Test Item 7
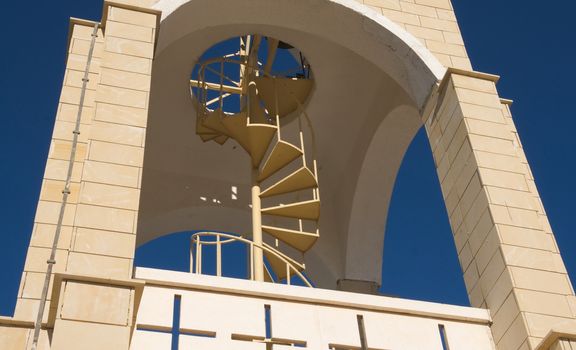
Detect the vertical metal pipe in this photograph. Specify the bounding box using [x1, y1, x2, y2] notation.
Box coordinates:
[251, 168, 264, 282]
[297, 114, 307, 167]
[249, 243, 254, 280]
[274, 80, 282, 142]
[196, 237, 202, 274]
[216, 235, 222, 277]
[313, 159, 320, 201]
[219, 61, 224, 111]
[357, 315, 368, 350]
[274, 78, 280, 127]
[190, 236, 194, 273]
[198, 241, 203, 274]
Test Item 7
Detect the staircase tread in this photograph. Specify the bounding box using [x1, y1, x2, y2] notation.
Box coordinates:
[248, 82, 269, 124]
[213, 135, 229, 145]
[198, 133, 219, 142]
[202, 110, 231, 136]
[263, 242, 304, 269]
[262, 225, 318, 236]
[262, 225, 318, 252]
[254, 77, 313, 117]
[261, 199, 320, 220]
[260, 167, 317, 198]
[259, 141, 303, 181]
[248, 124, 277, 167]
[220, 113, 251, 151]
[262, 243, 304, 280]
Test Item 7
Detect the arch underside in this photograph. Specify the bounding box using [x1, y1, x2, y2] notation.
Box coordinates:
[137, 0, 444, 290]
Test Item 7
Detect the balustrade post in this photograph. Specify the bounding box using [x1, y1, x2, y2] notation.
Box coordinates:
[216, 234, 222, 277]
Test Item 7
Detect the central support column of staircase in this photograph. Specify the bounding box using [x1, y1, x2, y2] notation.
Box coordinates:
[251, 167, 265, 282]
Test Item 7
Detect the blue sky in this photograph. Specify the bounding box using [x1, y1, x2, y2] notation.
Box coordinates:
[1, 1, 575, 315]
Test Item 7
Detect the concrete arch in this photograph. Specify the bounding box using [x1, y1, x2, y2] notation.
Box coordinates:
[137, 0, 446, 290]
[151, 0, 444, 108]
[343, 104, 423, 284]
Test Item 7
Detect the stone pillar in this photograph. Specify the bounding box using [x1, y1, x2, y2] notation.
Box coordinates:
[49, 4, 159, 349]
[14, 20, 104, 323]
[425, 69, 576, 350]
[12, 3, 159, 349]
[64, 3, 158, 279]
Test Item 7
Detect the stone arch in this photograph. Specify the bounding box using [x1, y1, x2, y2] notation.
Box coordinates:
[151, 0, 444, 107]
[343, 104, 423, 285]
[137, 0, 446, 290]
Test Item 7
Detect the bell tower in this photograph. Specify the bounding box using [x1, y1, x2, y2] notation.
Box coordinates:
[1, 0, 575, 349]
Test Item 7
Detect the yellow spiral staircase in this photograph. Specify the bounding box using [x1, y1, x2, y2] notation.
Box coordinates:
[191, 35, 319, 284]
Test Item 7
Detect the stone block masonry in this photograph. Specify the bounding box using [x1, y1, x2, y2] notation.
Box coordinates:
[424, 69, 576, 350]
[356, 0, 472, 69]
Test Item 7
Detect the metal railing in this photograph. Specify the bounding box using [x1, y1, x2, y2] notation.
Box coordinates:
[190, 231, 313, 287]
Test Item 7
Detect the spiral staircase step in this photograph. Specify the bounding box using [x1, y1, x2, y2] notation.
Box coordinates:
[263, 242, 304, 281]
[202, 109, 231, 136]
[258, 141, 303, 181]
[262, 225, 318, 252]
[248, 124, 277, 167]
[248, 81, 270, 125]
[264, 265, 274, 283]
[213, 135, 229, 145]
[260, 167, 317, 198]
[220, 113, 251, 151]
[198, 133, 219, 142]
[261, 199, 320, 220]
[196, 110, 220, 135]
[254, 77, 314, 117]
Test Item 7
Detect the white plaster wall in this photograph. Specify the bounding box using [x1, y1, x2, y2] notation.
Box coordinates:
[131, 268, 495, 349]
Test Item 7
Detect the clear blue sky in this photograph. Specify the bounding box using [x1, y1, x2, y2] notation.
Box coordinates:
[1, 1, 575, 315]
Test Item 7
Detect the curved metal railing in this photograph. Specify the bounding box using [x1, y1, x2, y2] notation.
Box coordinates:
[190, 231, 313, 287]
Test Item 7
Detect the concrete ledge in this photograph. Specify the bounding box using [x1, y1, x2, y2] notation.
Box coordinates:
[102, 1, 162, 30]
[134, 267, 492, 325]
[0, 316, 35, 329]
[444, 68, 501, 83]
[103, 0, 162, 17]
[437, 68, 501, 98]
[536, 321, 576, 350]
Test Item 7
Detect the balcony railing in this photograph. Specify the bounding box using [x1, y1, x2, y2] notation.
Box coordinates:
[190, 231, 313, 287]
